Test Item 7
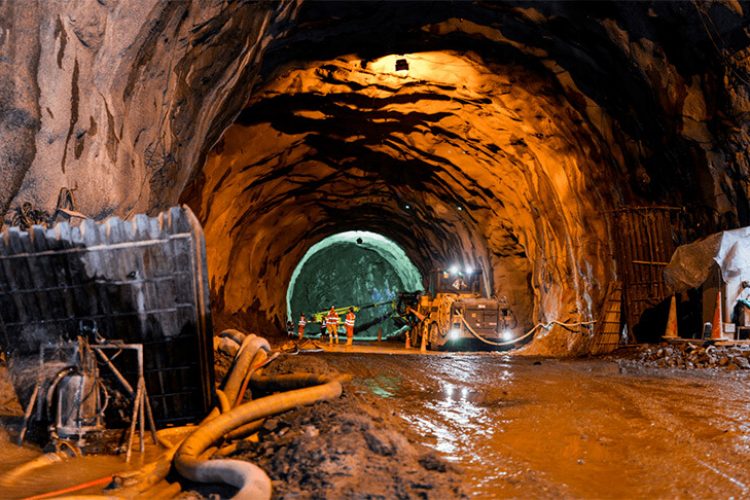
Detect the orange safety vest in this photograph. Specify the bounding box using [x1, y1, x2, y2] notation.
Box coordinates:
[326, 311, 339, 325]
[345, 312, 356, 327]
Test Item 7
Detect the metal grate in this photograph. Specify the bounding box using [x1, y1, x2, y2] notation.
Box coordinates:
[605, 207, 682, 341]
[0, 206, 214, 426]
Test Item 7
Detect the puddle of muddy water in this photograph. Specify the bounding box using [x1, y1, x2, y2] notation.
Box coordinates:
[323, 353, 750, 499]
[0, 429, 174, 499]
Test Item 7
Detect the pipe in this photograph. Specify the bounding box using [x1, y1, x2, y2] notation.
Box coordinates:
[219, 329, 247, 347]
[234, 350, 269, 407]
[110, 334, 269, 498]
[107, 336, 270, 498]
[216, 389, 231, 414]
[0, 453, 64, 487]
[223, 419, 264, 441]
[220, 334, 270, 411]
[174, 378, 343, 499]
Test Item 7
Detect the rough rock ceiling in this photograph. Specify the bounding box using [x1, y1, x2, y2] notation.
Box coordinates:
[3, 1, 750, 350]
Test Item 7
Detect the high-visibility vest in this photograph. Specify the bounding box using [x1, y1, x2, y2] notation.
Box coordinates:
[345, 312, 356, 327]
[326, 312, 339, 325]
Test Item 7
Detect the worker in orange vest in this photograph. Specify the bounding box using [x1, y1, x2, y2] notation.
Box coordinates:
[344, 307, 356, 346]
[326, 306, 340, 345]
[297, 313, 307, 340]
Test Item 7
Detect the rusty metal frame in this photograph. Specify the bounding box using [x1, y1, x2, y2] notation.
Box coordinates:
[604, 207, 683, 341]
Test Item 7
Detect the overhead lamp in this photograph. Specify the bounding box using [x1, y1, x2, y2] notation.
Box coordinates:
[457, 205, 463, 211]
[465, 266, 473, 274]
[395, 58, 409, 71]
[404, 203, 411, 210]
[449, 265, 459, 275]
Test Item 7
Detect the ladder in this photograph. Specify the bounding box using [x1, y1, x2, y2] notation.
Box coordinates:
[591, 281, 623, 354]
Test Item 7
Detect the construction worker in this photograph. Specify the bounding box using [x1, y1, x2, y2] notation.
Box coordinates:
[297, 313, 307, 340]
[326, 306, 340, 344]
[345, 307, 356, 346]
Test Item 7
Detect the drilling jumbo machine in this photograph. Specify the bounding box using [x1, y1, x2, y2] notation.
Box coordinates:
[397, 267, 517, 350]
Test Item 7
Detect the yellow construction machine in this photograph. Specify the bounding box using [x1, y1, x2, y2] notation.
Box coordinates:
[398, 268, 517, 350]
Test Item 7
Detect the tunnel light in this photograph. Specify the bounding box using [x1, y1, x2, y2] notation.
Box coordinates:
[449, 265, 459, 275]
[502, 330, 513, 341]
[404, 204, 411, 210]
[449, 328, 460, 339]
[456, 205, 463, 211]
[465, 266, 473, 274]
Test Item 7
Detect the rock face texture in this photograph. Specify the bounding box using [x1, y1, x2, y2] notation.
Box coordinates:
[0, 0, 299, 219]
[3, 1, 750, 352]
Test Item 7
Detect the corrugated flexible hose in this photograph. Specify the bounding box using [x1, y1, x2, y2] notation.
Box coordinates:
[174, 375, 344, 499]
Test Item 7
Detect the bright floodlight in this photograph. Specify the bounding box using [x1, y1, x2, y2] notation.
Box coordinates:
[449, 265, 459, 274]
[502, 330, 513, 340]
[449, 328, 460, 339]
[465, 265, 473, 274]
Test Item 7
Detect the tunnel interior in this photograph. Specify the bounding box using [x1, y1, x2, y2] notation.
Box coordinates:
[287, 231, 423, 338]
[3, 1, 749, 354]
[181, 1, 749, 351]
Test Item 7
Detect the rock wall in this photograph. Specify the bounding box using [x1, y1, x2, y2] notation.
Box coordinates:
[3, 1, 750, 352]
[0, 0, 299, 219]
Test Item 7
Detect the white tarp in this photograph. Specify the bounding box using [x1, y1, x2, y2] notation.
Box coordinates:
[664, 226, 750, 292]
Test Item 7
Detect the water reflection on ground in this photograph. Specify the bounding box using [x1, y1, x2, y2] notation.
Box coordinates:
[326, 353, 750, 498]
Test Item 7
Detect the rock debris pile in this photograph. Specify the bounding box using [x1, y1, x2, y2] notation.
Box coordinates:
[614, 342, 750, 371]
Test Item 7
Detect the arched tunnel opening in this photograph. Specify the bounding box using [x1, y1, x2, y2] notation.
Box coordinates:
[181, 43, 610, 351]
[4, 2, 750, 498]
[287, 231, 423, 339]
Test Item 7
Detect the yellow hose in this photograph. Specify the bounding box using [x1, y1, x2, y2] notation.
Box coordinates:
[174, 377, 343, 499]
[216, 389, 231, 414]
[0, 453, 64, 487]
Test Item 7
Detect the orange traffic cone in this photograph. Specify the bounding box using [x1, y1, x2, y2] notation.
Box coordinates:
[663, 295, 678, 339]
[711, 290, 724, 340]
[420, 325, 428, 353]
[405, 331, 411, 349]
[377, 327, 383, 342]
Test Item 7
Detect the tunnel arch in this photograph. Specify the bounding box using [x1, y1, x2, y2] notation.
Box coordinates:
[186, 44, 612, 347]
[171, 2, 750, 352]
[286, 231, 424, 336]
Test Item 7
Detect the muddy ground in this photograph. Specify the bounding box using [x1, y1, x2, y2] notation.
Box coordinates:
[202, 353, 466, 499]
[2, 342, 750, 499]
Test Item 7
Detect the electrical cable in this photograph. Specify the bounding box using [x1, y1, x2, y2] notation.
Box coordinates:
[456, 312, 596, 347]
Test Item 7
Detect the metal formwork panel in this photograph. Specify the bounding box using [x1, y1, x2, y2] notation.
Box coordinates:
[606, 207, 681, 341]
[0, 206, 214, 426]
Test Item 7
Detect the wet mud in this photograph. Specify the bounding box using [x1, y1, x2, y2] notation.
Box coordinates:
[217, 354, 466, 499]
[320, 353, 750, 498]
[2, 352, 750, 499]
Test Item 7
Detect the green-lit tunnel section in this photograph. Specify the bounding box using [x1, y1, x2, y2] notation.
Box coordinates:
[287, 231, 423, 339]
